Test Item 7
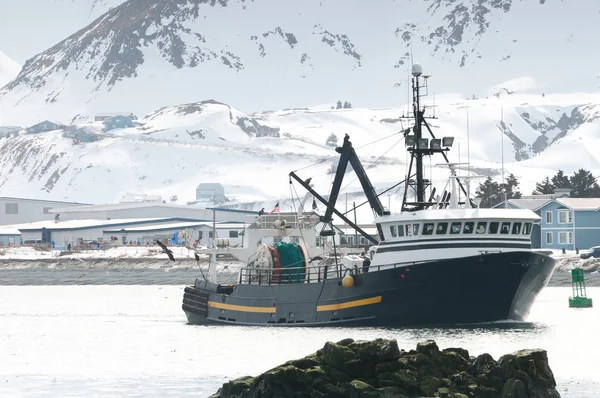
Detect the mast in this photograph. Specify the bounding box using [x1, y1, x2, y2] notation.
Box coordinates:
[412, 66, 426, 206]
[400, 64, 473, 211]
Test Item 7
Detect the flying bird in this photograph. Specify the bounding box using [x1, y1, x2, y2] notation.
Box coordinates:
[157, 240, 175, 261]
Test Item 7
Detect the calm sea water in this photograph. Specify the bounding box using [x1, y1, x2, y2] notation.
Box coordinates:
[0, 286, 598, 398]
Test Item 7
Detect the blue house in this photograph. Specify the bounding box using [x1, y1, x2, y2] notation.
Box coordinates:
[26, 120, 60, 134]
[104, 115, 134, 131]
[496, 193, 600, 250]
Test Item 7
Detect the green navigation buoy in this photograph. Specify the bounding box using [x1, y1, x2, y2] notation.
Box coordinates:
[569, 268, 593, 308]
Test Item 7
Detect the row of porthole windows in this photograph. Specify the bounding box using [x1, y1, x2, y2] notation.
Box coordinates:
[389, 221, 533, 238]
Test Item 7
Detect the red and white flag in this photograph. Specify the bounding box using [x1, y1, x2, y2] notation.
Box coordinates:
[269, 202, 280, 214]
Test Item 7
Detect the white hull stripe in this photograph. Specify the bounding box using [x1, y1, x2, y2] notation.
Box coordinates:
[378, 237, 530, 246]
[376, 242, 531, 253]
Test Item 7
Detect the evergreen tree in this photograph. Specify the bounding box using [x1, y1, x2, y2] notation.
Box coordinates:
[532, 176, 554, 195]
[569, 169, 600, 198]
[551, 170, 570, 189]
[336, 100, 342, 109]
[502, 173, 522, 200]
[326, 133, 338, 147]
[476, 177, 503, 208]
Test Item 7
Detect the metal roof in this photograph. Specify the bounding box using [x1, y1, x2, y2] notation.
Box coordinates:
[50, 202, 207, 213]
[10, 217, 207, 232]
[0, 227, 21, 235]
[555, 198, 600, 210]
[505, 198, 551, 211]
[103, 221, 212, 233]
[0, 197, 89, 205]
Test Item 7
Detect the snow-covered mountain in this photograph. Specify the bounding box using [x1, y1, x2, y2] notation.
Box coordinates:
[0, 51, 20, 88]
[0, 0, 126, 64]
[1, 0, 600, 221]
[2, 0, 600, 125]
[2, 92, 600, 223]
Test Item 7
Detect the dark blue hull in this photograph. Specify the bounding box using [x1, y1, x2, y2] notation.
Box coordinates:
[182, 251, 556, 327]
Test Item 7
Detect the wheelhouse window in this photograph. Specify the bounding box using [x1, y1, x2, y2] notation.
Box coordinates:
[463, 222, 474, 234]
[488, 222, 499, 234]
[500, 222, 511, 234]
[397, 225, 404, 237]
[523, 223, 532, 235]
[511, 222, 521, 235]
[423, 223, 435, 235]
[229, 230, 239, 238]
[559, 232, 573, 244]
[412, 224, 420, 236]
[476, 222, 487, 234]
[558, 210, 573, 224]
[450, 222, 462, 234]
[390, 225, 397, 237]
[546, 232, 553, 244]
[406, 224, 414, 236]
[436, 222, 448, 234]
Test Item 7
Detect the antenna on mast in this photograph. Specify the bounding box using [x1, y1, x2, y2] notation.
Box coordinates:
[466, 107, 471, 200]
[500, 107, 507, 207]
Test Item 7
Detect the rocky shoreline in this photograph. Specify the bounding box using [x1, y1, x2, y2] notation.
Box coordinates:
[211, 339, 560, 398]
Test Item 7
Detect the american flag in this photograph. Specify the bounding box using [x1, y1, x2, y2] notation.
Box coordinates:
[269, 202, 280, 215]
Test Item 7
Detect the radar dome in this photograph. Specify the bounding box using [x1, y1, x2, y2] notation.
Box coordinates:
[411, 64, 423, 77]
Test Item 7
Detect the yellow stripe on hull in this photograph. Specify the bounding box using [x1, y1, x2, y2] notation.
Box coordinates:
[316, 296, 382, 312]
[208, 301, 276, 313]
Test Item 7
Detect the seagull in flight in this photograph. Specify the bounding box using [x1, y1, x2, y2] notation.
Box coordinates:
[157, 240, 175, 262]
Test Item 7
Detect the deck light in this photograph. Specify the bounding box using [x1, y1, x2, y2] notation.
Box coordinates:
[430, 138, 441, 150]
[442, 137, 454, 147]
[418, 138, 429, 149]
[405, 135, 416, 147]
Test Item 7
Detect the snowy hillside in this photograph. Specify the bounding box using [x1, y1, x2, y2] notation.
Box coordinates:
[2, 93, 600, 223]
[0, 51, 20, 88]
[1, 0, 600, 125]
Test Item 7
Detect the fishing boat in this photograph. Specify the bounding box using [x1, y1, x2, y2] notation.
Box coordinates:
[180, 64, 557, 327]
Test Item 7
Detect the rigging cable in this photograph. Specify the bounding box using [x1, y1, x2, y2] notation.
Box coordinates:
[291, 130, 405, 173]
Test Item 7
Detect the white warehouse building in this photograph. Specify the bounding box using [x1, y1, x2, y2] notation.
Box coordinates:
[14, 218, 200, 249]
[0, 197, 88, 226]
[50, 203, 255, 223]
[103, 222, 248, 247]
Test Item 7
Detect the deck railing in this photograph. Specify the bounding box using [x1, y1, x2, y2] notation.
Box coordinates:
[238, 261, 407, 285]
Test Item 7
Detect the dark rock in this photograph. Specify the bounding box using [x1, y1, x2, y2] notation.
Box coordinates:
[287, 355, 320, 370]
[436, 350, 470, 375]
[336, 338, 355, 346]
[500, 378, 528, 398]
[322, 341, 355, 369]
[343, 358, 376, 378]
[498, 349, 558, 396]
[348, 338, 402, 362]
[449, 371, 476, 387]
[211, 339, 562, 398]
[219, 375, 254, 397]
[416, 339, 440, 357]
[379, 386, 409, 397]
[375, 359, 406, 374]
[467, 383, 498, 398]
[419, 375, 441, 396]
[469, 353, 498, 376]
[443, 347, 470, 361]
[317, 383, 347, 397]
